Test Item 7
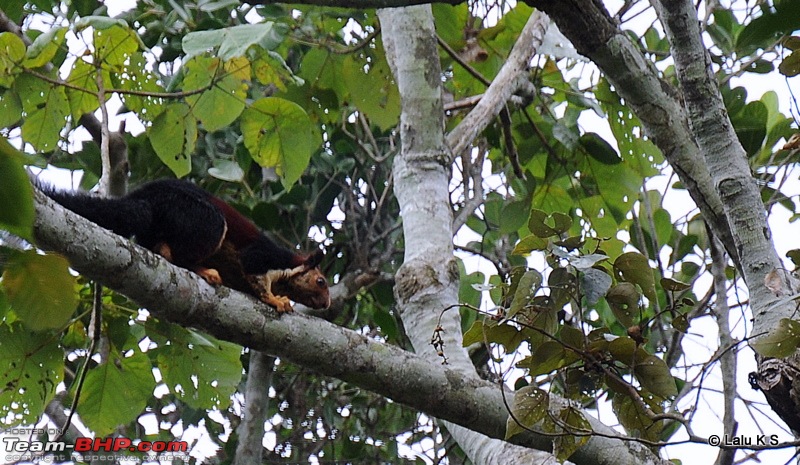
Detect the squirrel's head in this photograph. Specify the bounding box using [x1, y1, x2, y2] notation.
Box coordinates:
[274, 249, 330, 309]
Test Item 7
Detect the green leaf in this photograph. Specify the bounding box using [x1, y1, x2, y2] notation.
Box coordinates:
[660, 277, 690, 292]
[581, 267, 612, 305]
[157, 334, 242, 409]
[458, 262, 486, 309]
[606, 283, 639, 327]
[508, 269, 542, 319]
[241, 97, 320, 188]
[0, 88, 22, 128]
[751, 318, 800, 358]
[15, 73, 69, 151]
[528, 209, 558, 238]
[0, 324, 64, 427]
[23, 27, 66, 69]
[0, 32, 25, 87]
[74, 16, 128, 31]
[149, 102, 196, 177]
[580, 132, 621, 164]
[462, 320, 524, 352]
[184, 56, 248, 132]
[549, 267, 577, 308]
[731, 100, 767, 156]
[517, 340, 579, 376]
[0, 138, 34, 239]
[787, 249, 800, 268]
[569, 253, 608, 271]
[432, 4, 469, 50]
[613, 393, 661, 442]
[114, 52, 164, 122]
[499, 200, 529, 234]
[614, 252, 656, 301]
[342, 51, 401, 131]
[512, 234, 548, 255]
[66, 58, 102, 119]
[78, 349, 154, 435]
[299, 48, 346, 99]
[553, 406, 591, 461]
[252, 50, 297, 91]
[94, 24, 140, 69]
[182, 23, 286, 60]
[208, 159, 244, 182]
[505, 386, 548, 440]
[607, 336, 637, 365]
[672, 314, 689, 333]
[2, 252, 76, 331]
[737, 2, 800, 52]
[779, 50, 800, 77]
[634, 355, 678, 397]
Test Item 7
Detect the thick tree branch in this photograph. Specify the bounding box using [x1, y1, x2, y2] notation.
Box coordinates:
[652, 0, 784, 324]
[33, 185, 667, 465]
[653, 0, 798, 436]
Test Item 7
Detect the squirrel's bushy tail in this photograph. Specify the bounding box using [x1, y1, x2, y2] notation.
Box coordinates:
[41, 186, 152, 239]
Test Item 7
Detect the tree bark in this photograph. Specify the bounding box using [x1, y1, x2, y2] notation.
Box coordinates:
[379, 6, 558, 464]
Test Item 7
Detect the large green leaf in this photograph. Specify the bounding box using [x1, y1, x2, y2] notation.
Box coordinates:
[462, 320, 525, 353]
[614, 252, 657, 302]
[731, 100, 768, 156]
[182, 23, 286, 60]
[0, 138, 33, 239]
[23, 27, 67, 69]
[508, 269, 542, 319]
[0, 32, 25, 87]
[94, 24, 140, 69]
[157, 333, 242, 410]
[184, 56, 248, 132]
[298, 48, 347, 99]
[606, 282, 639, 327]
[66, 58, 103, 119]
[0, 88, 22, 128]
[241, 97, 320, 188]
[737, 2, 800, 52]
[2, 251, 76, 331]
[0, 323, 64, 427]
[634, 355, 678, 397]
[580, 132, 621, 165]
[751, 318, 800, 358]
[15, 73, 69, 151]
[342, 52, 401, 130]
[505, 386, 548, 440]
[553, 406, 591, 461]
[149, 102, 196, 177]
[113, 52, 164, 122]
[78, 348, 154, 436]
[779, 49, 800, 77]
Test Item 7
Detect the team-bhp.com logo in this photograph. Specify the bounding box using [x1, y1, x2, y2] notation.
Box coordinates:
[3, 434, 189, 462]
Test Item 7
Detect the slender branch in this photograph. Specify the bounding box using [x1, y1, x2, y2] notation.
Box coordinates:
[710, 234, 737, 465]
[446, 11, 549, 160]
[25, 68, 213, 99]
[437, 34, 491, 86]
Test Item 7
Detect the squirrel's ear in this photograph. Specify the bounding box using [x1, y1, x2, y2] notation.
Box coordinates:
[304, 249, 324, 268]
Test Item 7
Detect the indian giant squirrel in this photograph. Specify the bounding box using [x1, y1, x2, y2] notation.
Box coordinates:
[42, 179, 330, 312]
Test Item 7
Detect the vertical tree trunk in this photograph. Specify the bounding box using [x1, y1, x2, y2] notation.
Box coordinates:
[379, 6, 633, 464]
